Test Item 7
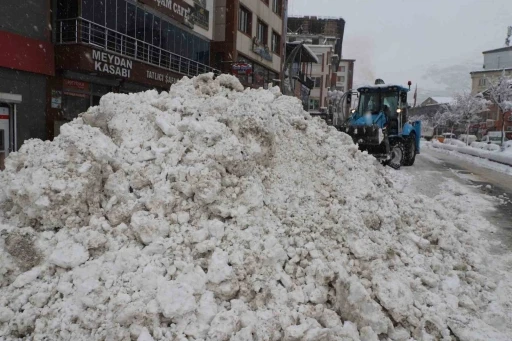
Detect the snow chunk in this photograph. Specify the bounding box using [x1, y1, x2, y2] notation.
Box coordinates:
[156, 281, 196, 319]
[49, 242, 89, 269]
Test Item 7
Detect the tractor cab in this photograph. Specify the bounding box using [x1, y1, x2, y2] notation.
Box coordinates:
[354, 84, 409, 136]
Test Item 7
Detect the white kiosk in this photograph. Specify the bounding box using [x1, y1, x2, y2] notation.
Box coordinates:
[0, 93, 22, 170]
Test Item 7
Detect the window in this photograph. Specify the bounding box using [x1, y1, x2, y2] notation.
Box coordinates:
[339, 66, 346, 72]
[257, 20, 268, 45]
[272, 0, 282, 15]
[313, 76, 322, 88]
[337, 76, 345, 83]
[238, 6, 251, 34]
[271, 31, 280, 54]
[479, 78, 487, 86]
[309, 98, 320, 110]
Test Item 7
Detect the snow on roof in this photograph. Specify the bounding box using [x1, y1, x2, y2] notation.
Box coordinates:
[301, 44, 320, 63]
[287, 41, 319, 63]
[430, 97, 454, 104]
[358, 83, 410, 91]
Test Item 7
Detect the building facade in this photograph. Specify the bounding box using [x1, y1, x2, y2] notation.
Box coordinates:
[0, 0, 218, 166]
[212, 0, 285, 89]
[283, 42, 317, 111]
[0, 0, 55, 169]
[470, 45, 512, 138]
[52, 0, 217, 138]
[307, 45, 334, 113]
[287, 16, 345, 60]
[334, 59, 355, 93]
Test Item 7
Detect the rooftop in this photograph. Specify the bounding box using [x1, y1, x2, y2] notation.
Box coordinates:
[428, 97, 454, 104]
[482, 46, 512, 54]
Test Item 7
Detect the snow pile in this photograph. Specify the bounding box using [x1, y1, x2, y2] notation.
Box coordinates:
[0, 73, 511, 341]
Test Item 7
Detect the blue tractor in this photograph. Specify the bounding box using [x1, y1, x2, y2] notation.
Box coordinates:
[337, 79, 421, 169]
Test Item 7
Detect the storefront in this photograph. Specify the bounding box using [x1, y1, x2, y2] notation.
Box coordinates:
[233, 55, 279, 89]
[49, 44, 185, 138]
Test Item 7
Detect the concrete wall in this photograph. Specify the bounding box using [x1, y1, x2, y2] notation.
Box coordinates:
[0, 68, 48, 149]
[484, 49, 512, 70]
[0, 0, 51, 41]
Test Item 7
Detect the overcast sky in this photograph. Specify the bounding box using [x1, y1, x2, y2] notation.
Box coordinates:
[290, 0, 511, 101]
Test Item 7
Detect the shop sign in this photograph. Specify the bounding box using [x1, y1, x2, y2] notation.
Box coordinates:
[232, 63, 252, 75]
[92, 50, 133, 78]
[146, 70, 180, 85]
[191, 4, 209, 30]
[51, 90, 62, 109]
[63, 91, 89, 99]
[252, 37, 272, 62]
[0, 107, 8, 120]
[63, 79, 89, 91]
[140, 0, 195, 28]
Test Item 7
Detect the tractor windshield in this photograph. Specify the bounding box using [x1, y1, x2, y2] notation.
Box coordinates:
[358, 91, 399, 117]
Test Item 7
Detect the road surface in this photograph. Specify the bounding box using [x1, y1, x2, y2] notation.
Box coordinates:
[400, 145, 512, 253]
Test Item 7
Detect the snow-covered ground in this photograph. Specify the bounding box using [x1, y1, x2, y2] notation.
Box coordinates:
[430, 140, 512, 170]
[427, 142, 512, 176]
[1, 74, 512, 341]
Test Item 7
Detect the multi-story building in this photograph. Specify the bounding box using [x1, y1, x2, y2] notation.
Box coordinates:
[0, 0, 55, 169]
[0, 0, 218, 166]
[334, 59, 355, 92]
[287, 16, 345, 61]
[470, 46, 512, 95]
[307, 44, 334, 113]
[470, 45, 512, 137]
[52, 0, 217, 138]
[212, 0, 286, 89]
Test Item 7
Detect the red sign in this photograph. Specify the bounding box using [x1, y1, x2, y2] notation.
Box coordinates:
[232, 63, 252, 75]
[63, 79, 89, 91]
[0, 115, 8, 120]
[0, 31, 54, 76]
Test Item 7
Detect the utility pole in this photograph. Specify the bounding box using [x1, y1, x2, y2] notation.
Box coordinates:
[506, 26, 512, 47]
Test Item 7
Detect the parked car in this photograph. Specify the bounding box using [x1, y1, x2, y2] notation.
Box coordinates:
[458, 134, 478, 144]
[442, 133, 457, 140]
[480, 131, 508, 146]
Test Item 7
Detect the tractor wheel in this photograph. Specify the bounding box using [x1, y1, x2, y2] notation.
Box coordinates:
[387, 141, 404, 169]
[403, 135, 417, 166]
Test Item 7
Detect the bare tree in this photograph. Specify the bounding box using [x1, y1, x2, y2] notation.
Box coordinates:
[446, 92, 490, 144]
[485, 71, 512, 144]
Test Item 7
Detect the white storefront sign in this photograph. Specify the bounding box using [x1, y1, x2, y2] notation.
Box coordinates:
[92, 50, 133, 78]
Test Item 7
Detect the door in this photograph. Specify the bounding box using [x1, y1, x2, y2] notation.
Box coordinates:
[0, 106, 9, 170]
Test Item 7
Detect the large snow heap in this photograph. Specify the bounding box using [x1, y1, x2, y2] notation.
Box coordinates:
[0, 74, 509, 341]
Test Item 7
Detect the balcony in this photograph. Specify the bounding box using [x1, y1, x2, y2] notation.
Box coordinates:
[56, 18, 219, 79]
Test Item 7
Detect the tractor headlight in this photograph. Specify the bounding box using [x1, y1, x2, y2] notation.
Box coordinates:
[396, 108, 402, 113]
[378, 128, 384, 144]
[351, 109, 356, 114]
[354, 128, 358, 134]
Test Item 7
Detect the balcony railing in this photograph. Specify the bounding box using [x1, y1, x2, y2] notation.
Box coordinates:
[56, 18, 219, 78]
[295, 71, 314, 89]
